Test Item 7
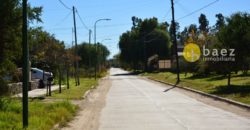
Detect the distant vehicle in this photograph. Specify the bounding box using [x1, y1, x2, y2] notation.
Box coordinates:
[31, 68, 53, 88]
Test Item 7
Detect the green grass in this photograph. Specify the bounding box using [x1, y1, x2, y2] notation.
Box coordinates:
[0, 72, 104, 129]
[51, 78, 98, 100]
[142, 72, 250, 105]
[0, 98, 77, 130]
[0, 77, 98, 129]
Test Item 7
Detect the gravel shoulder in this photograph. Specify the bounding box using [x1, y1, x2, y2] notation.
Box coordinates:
[61, 77, 111, 130]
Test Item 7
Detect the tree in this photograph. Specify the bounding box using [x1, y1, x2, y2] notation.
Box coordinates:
[77, 43, 110, 77]
[178, 27, 188, 45]
[119, 17, 171, 71]
[217, 12, 250, 86]
[215, 13, 225, 31]
[159, 22, 170, 31]
[198, 13, 209, 33]
[188, 24, 198, 34]
[169, 21, 180, 41]
[0, 0, 42, 95]
[131, 16, 142, 30]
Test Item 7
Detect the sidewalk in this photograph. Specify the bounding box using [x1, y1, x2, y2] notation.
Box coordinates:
[14, 85, 65, 98]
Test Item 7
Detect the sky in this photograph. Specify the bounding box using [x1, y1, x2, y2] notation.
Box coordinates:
[29, 0, 250, 58]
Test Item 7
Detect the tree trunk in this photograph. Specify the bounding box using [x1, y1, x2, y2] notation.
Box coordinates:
[49, 83, 51, 96]
[66, 68, 69, 89]
[228, 71, 231, 87]
[59, 67, 62, 93]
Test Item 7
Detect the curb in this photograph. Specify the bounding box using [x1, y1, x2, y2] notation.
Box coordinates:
[82, 78, 103, 99]
[82, 85, 96, 99]
[83, 89, 91, 99]
[145, 77, 250, 111]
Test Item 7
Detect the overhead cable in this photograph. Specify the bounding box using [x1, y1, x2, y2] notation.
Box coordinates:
[75, 9, 89, 31]
[58, 0, 72, 11]
[176, 0, 219, 21]
[53, 10, 72, 26]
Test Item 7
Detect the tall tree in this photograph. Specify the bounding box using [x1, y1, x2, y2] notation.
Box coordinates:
[131, 16, 142, 30]
[119, 17, 171, 71]
[215, 13, 225, 31]
[0, 0, 42, 79]
[198, 13, 209, 33]
[169, 21, 180, 41]
[217, 12, 250, 86]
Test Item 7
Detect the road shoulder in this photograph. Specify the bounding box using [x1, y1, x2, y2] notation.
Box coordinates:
[61, 78, 112, 130]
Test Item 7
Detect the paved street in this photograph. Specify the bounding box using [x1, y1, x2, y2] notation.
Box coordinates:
[99, 68, 250, 130]
[65, 68, 250, 130]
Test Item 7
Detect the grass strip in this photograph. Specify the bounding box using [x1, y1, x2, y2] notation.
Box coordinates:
[0, 98, 77, 130]
[51, 78, 98, 100]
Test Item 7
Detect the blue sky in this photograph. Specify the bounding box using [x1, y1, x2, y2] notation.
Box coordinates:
[30, 0, 250, 58]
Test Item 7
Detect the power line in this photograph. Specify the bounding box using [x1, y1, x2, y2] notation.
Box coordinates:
[75, 9, 89, 31]
[161, 0, 181, 22]
[177, 0, 219, 21]
[58, 0, 72, 11]
[161, 8, 172, 21]
[53, 10, 72, 26]
[176, 1, 190, 13]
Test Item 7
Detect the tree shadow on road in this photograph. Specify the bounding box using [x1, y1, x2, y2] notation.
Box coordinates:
[163, 81, 179, 92]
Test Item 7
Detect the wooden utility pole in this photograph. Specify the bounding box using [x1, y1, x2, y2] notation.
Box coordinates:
[170, 0, 180, 82]
[73, 6, 80, 86]
[72, 28, 77, 85]
[22, 0, 29, 128]
[88, 29, 92, 74]
[89, 29, 92, 44]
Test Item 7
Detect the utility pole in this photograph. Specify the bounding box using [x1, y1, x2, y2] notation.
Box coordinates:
[72, 28, 77, 85]
[94, 22, 97, 80]
[89, 29, 92, 44]
[143, 36, 147, 72]
[73, 6, 80, 86]
[170, 0, 180, 82]
[22, 0, 29, 128]
[88, 29, 92, 74]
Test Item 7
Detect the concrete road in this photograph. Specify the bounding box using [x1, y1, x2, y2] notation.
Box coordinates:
[98, 68, 250, 130]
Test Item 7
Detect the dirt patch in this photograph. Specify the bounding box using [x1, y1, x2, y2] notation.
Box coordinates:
[61, 78, 112, 130]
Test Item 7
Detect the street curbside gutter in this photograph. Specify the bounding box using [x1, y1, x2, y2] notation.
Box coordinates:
[144, 76, 250, 111]
[82, 78, 103, 99]
[82, 85, 97, 99]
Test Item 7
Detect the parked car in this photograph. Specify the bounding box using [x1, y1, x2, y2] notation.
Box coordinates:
[31, 68, 53, 88]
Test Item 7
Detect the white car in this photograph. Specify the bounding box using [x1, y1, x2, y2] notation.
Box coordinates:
[31, 68, 53, 87]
